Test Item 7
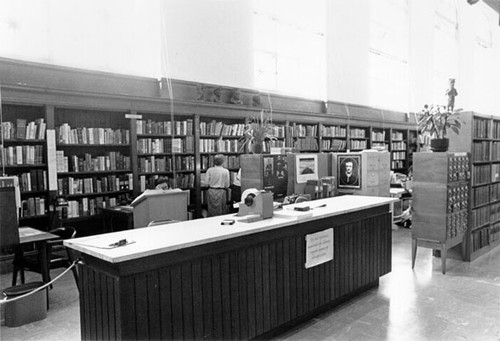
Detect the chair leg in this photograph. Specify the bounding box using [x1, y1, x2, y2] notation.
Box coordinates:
[411, 238, 418, 269]
[20, 269, 25, 284]
[12, 267, 18, 286]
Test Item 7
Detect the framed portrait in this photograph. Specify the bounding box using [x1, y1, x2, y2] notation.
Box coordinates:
[296, 154, 318, 183]
[338, 155, 361, 189]
[262, 155, 289, 198]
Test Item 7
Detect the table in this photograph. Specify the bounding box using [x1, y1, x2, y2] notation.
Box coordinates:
[66, 196, 397, 340]
[16, 227, 58, 285]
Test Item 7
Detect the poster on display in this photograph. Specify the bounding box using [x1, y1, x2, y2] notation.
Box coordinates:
[263, 155, 288, 198]
[338, 154, 361, 189]
[296, 154, 318, 183]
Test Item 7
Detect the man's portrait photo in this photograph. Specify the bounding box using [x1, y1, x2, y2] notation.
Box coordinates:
[338, 155, 361, 189]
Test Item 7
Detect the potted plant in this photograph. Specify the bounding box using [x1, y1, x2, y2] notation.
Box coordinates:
[240, 110, 277, 154]
[417, 104, 463, 152]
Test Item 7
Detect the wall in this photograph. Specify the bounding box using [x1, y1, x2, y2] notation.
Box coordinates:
[0, 0, 498, 114]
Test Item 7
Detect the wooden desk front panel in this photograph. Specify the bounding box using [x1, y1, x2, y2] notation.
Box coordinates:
[78, 206, 391, 340]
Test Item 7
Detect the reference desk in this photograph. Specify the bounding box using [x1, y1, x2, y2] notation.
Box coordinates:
[65, 195, 396, 341]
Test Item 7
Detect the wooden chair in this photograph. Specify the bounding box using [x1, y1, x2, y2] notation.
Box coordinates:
[12, 226, 79, 291]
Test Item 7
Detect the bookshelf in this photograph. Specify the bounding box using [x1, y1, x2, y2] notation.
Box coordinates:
[447, 112, 500, 260]
[135, 114, 195, 191]
[290, 122, 319, 152]
[390, 128, 408, 171]
[54, 108, 132, 235]
[348, 125, 370, 152]
[370, 127, 389, 151]
[412, 152, 471, 273]
[320, 123, 347, 152]
[1, 104, 50, 230]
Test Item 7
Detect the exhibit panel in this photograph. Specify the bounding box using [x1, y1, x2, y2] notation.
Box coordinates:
[67, 196, 394, 340]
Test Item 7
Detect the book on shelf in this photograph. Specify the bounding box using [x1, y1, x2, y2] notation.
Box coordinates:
[16, 119, 27, 139]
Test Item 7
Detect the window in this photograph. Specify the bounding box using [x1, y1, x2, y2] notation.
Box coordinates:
[253, 0, 326, 100]
[368, 0, 410, 111]
[432, 0, 459, 105]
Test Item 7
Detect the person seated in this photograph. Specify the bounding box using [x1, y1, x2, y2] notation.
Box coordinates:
[155, 176, 170, 190]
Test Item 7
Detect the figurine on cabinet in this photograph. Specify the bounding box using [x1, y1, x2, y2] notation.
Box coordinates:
[445, 78, 458, 111]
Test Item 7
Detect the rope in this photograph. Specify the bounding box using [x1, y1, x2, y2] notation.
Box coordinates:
[0, 258, 81, 305]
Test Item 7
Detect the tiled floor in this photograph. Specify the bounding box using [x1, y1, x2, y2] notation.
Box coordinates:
[1, 226, 499, 341]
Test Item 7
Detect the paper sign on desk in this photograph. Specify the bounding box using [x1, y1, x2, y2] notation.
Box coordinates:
[305, 228, 333, 268]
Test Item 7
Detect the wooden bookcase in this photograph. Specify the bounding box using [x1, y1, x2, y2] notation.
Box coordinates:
[348, 125, 370, 152]
[412, 152, 471, 273]
[370, 127, 389, 151]
[54, 108, 133, 236]
[289, 122, 319, 152]
[0, 104, 50, 230]
[320, 123, 347, 152]
[447, 111, 500, 261]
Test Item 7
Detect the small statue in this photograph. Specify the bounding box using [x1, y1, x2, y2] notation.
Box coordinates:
[252, 94, 262, 107]
[445, 78, 458, 111]
[229, 88, 244, 105]
[213, 87, 222, 103]
[195, 83, 205, 101]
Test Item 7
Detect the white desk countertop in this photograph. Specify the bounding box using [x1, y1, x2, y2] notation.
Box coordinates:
[65, 195, 397, 264]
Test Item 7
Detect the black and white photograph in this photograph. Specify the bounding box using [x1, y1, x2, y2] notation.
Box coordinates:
[338, 154, 361, 189]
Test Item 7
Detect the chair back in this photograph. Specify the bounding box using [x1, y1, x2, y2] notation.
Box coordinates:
[49, 226, 76, 240]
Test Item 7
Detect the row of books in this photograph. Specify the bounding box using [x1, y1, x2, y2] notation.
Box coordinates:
[371, 131, 386, 141]
[473, 185, 490, 208]
[350, 140, 368, 150]
[200, 155, 240, 170]
[446, 211, 469, 239]
[199, 121, 245, 137]
[391, 131, 404, 141]
[57, 124, 130, 145]
[199, 139, 243, 153]
[1, 145, 44, 165]
[139, 173, 195, 191]
[391, 160, 405, 169]
[20, 197, 46, 218]
[473, 164, 492, 186]
[471, 226, 489, 252]
[447, 184, 469, 213]
[490, 222, 500, 244]
[448, 155, 471, 182]
[137, 137, 194, 154]
[57, 174, 132, 195]
[490, 202, 500, 224]
[57, 194, 130, 219]
[493, 122, 500, 140]
[322, 139, 346, 151]
[1, 119, 46, 140]
[391, 141, 406, 150]
[473, 118, 490, 139]
[391, 151, 406, 160]
[138, 155, 195, 173]
[491, 142, 500, 161]
[292, 124, 317, 138]
[323, 126, 347, 138]
[349, 128, 366, 138]
[18, 170, 47, 192]
[491, 182, 500, 201]
[136, 119, 193, 136]
[473, 141, 490, 161]
[472, 205, 489, 228]
[56, 151, 131, 173]
[293, 137, 319, 151]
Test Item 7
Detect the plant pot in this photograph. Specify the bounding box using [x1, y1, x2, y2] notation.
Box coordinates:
[430, 138, 449, 152]
[252, 142, 263, 154]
